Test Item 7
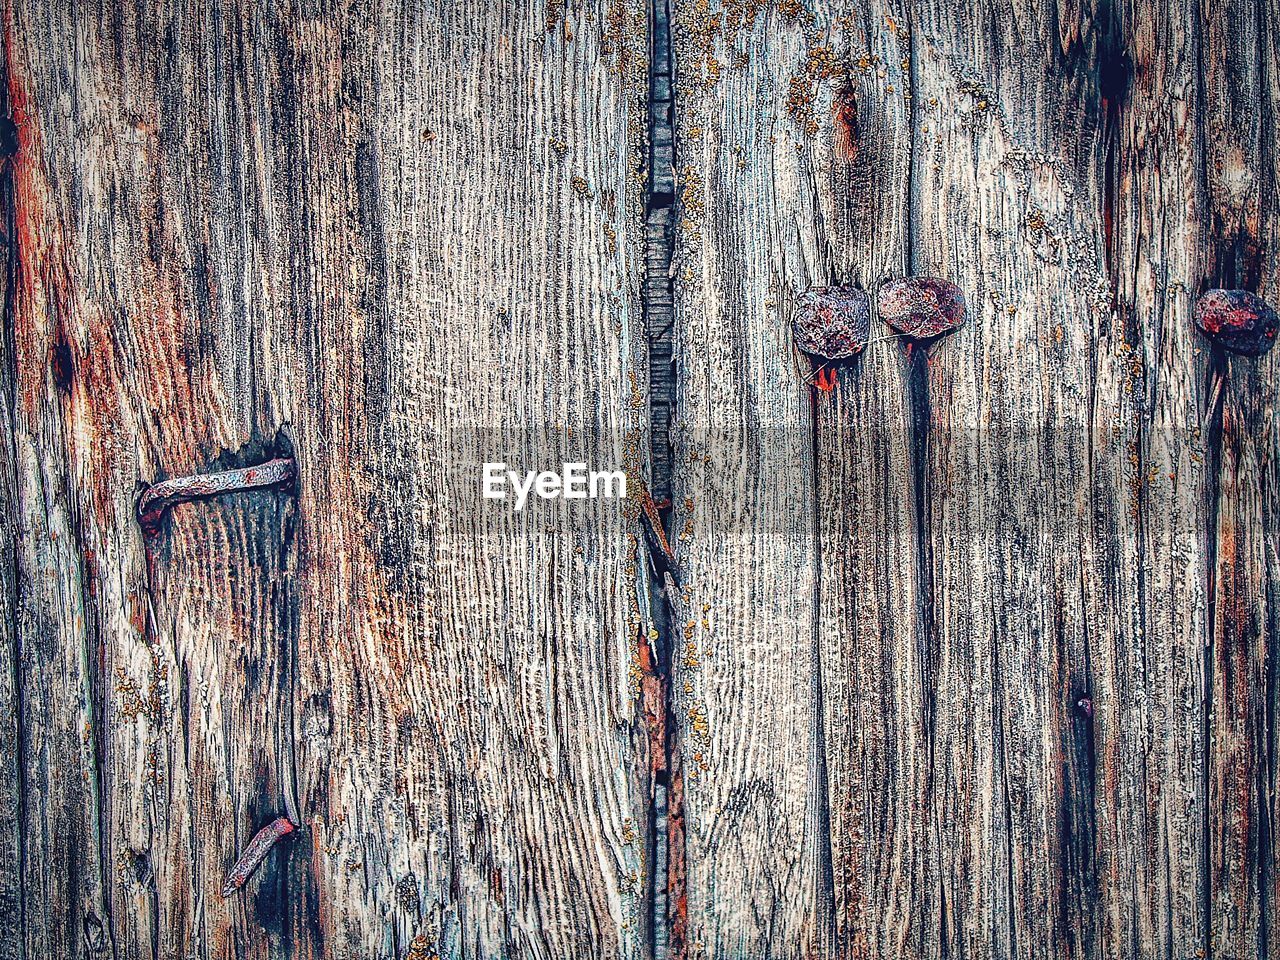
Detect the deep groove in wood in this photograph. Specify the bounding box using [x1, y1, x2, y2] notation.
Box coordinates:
[643, 1, 681, 955]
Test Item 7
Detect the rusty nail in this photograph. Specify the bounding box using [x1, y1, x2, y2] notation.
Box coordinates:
[877, 277, 966, 340]
[793, 285, 872, 364]
[1193, 289, 1278, 356]
[137, 456, 297, 534]
[635, 479, 681, 584]
[222, 816, 296, 898]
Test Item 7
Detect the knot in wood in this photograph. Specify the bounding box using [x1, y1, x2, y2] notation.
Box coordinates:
[1193, 289, 1278, 356]
[877, 277, 966, 339]
[792, 285, 871, 360]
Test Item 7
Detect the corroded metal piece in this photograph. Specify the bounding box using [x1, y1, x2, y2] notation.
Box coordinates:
[877, 277, 966, 339]
[634, 479, 681, 584]
[1193, 289, 1278, 356]
[137, 457, 297, 534]
[792, 285, 872, 361]
[222, 816, 296, 898]
[875, 276, 962, 340]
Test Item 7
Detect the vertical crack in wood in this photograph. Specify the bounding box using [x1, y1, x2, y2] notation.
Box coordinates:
[643, 1, 682, 956]
[807, 387, 835, 957]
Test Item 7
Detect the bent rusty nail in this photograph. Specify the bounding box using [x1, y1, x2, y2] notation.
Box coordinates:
[222, 816, 296, 898]
[1193, 289, 1277, 433]
[138, 457, 297, 534]
[635, 479, 682, 584]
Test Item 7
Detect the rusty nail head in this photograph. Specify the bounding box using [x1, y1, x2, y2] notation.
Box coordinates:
[792, 285, 872, 361]
[877, 277, 966, 339]
[1193, 289, 1278, 356]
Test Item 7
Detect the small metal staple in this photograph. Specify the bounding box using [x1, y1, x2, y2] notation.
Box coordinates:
[137, 457, 297, 534]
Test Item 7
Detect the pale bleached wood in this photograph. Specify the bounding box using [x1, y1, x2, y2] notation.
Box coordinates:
[666, 3, 827, 956]
[3, 2, 655, 958]
[805, 4, 926, 958]
[909, 5, 1110, 954]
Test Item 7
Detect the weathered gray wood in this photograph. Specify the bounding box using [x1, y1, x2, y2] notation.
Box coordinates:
[668, 2, 1277, 959]
[1094, 1, 1212, 955]
[0, 146, 27, 960]
[3, 2, 656, 957]
[908, 6, 1110, 955]
[6, 1, 1280, 958]
[666, 4, 827, 956]
[807, 6, 925, 959]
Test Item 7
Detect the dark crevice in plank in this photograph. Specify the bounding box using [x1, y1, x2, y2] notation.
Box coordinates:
[1097, 1, 1130, 329]
[905, 346, 936, 774]
[647, 0, 676, 507]
[806, 397, 835, 959]
[1201, 346, 1226, 960]
[645, 1, 682, 956]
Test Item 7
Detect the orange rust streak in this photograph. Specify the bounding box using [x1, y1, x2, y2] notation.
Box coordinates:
[667, 766, 687, 960]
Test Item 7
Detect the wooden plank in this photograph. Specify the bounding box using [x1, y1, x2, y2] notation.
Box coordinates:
[1091, 1, 1213, 955]
[666, 3, 827, 956]
[908, 5, 1111, 954]
[0, 126, 24, 960]
[805, 6, 924, 959]
[4, 1, 654, 956]
[1261, 13, 1280, 960]
[1202, 1, 1278, 956]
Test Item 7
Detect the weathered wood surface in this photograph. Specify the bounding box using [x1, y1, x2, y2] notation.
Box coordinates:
[668, 2, 1278, 960]
[3, 1, 1280, 959]
[2, 2, 656, 958]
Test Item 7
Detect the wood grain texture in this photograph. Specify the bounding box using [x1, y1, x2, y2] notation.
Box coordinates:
[1202, 2, 1279, 957]
[3, 1, 656, 957]
[903, 7, 1105, 957]
[666, 3, 831, 957]
[1095, 2, 1212, 955]
[5, 0, 1280, 958]
[806, 5, 924, 959]
[667, 1, 1277, 959]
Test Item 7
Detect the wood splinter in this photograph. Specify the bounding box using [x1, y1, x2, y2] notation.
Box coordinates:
[222, 816, 296, 898]
[137, 456, 297, 534]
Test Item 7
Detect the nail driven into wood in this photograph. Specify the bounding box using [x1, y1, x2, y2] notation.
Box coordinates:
[222, 816, 296, 898]
[1193, 289, 1279, 356]
[877, 277, 966, 340]
[635, 479, 681, 584]
[792, 285, 872, 391]
[137, 456, 297, 534]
